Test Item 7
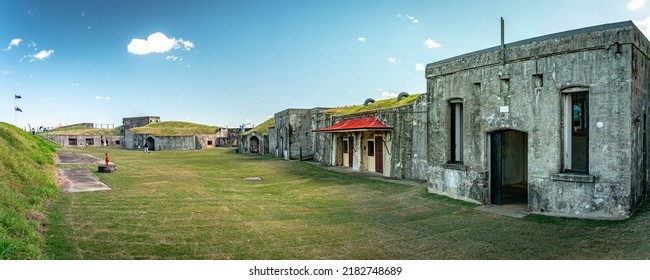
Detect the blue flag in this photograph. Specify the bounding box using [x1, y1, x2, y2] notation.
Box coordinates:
[15, 94, 22, 99]
[15, 106, 22, 112]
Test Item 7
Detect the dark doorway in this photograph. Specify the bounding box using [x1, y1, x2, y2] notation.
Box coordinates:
[146, 137, 155, 151]
[490, 130, 528, 205]
[375, 136, 383, 173]
[280, 136, 284, 158]
[250, 136, 260, 154]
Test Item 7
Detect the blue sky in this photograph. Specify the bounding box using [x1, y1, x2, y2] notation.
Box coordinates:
[2, 0, 650, 129]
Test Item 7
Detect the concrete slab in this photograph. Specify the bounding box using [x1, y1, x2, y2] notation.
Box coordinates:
[475, 204, 528, 218]
[58, 168, 111, 193]
[57, 152, 101, 165]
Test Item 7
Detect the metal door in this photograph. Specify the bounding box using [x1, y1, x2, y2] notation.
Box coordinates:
[375, 136, 383, 173]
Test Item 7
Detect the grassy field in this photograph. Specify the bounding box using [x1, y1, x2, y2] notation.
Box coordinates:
[45, 147, 650, 260]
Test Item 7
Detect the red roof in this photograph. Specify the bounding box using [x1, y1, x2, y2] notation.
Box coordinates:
[314, 117, 392, 132]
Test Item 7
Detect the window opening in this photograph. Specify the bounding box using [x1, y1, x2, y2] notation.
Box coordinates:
[450, 99, 464, 163]
[564, 91, 588, 173]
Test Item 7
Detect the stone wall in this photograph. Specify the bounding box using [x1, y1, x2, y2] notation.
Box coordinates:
[128, 134, 198, 151]
[195, 134, 217, 148]
[240, 132, 269, 155]
[122, 116, 160, 130]
[48, 135, 124, 147]
[274, 109, 323, 160]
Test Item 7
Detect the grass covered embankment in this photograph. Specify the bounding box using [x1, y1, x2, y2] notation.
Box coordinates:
[0, 122, 58, 259]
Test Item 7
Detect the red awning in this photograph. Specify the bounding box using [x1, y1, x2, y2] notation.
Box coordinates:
[314, 117, 392, 132]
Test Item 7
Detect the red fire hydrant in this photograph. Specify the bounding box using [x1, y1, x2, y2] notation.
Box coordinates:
[105, 153, 109, 167]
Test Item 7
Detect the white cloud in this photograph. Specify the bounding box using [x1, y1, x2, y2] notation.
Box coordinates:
[70, 82, 80, 87]
[5, 38, 22, 51]
[180, 40, 194, 51]
[628, 0, 645, 11]
[357, 37, 366, 42]
[127, 32, 195, 55]
[634, 17, 650, 38]
[166, 55, 183, 61]
[387, 57, 401, 64]
[31, 49, 54, 61]
[423, 38, 442, 48]
[406, 15, 419, 24]
[415, 63, 425, 71]
[2, 70, 11, 75]
[397, 13, 419, 23]
[95, 96, 110, 100]
[380, 91, 398, 99]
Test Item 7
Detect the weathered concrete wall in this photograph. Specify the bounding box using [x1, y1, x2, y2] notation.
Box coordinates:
[630, 24, 650, 213]
[215, 128, 240, 147]
[195, 134, 217, 148]
[312, 111, 331, 163]
[425, 21, 646, 219]
[268, 127, 277, 156]
[122, 116, 160, 130]
[274, 108, 325, 160]
[240, 132, 269, 155]
[129, 134, 197, 151]
[48, 135, 124, 147]
[125, 130, 135, 149]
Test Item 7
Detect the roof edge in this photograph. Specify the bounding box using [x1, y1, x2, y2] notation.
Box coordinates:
[427, 20, 634, 67]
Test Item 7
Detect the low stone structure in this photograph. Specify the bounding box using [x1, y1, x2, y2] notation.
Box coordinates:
[49, 134, 123, 147]
[216, 127, 240, 147]
[272, 108, 327, 160]
[122, 116, 160, 130]
[123, 118, 220, 151]
[239, 118, 274, 154]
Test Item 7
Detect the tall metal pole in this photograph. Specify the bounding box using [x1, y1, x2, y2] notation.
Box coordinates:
[501, 17, 505, 65]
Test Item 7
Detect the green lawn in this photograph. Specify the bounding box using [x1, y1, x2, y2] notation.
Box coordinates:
[45, 147, 650, 259]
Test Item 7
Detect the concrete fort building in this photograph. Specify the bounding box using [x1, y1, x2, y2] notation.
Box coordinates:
[425, 21, 650, 219]
[123, 117, 220, 151]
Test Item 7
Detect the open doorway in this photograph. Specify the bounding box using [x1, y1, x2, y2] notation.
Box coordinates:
[145, 137, 155, 151]
[490, 130, 528, 205]
[250, 136, 259, 154]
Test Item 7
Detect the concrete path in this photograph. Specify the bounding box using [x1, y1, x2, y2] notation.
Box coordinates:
[56, 152, 111, 193]
[475, 204, 528, 218]
[57, 152, 102, 165]
[58, 168, 112, 193]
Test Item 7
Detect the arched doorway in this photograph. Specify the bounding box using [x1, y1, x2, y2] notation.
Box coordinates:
[145, 137, 155, 151]
[490, 130, 528, 205]
[250, 136, 259, 154]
